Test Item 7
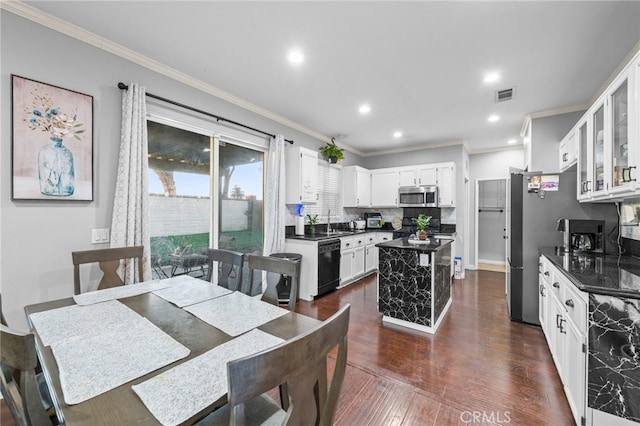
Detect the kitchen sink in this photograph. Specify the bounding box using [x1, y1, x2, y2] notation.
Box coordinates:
[317, 231, 354, 236]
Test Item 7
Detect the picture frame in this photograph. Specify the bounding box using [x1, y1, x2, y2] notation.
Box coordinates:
[11, 75, 93, 201]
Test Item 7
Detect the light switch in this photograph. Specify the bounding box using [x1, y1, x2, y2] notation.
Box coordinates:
[91, 228, 110, 244]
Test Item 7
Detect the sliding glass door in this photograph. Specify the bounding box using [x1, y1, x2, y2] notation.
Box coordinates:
[146, 114, 266, 280]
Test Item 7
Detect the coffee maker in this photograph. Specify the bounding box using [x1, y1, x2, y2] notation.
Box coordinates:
[557, 219, 605, 253]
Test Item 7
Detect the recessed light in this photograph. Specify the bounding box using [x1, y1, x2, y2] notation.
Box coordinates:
[508, 139, 517, 144]
[359, 104, 371, 114]
[393, 131, 402, 138]
[488, 115, 500, 122]
[287, 49, 304, 64]
[484, 72, 500, 83]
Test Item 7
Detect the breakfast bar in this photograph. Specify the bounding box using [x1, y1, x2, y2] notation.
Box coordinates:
[376, 237, 453, 334]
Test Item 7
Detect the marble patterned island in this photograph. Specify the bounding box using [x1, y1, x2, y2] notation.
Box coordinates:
[376, 237, 453, 334]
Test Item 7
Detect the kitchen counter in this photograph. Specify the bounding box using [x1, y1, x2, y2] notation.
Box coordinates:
[377, 237, 452, 334]
[285, 229, 376, 242]
[376, 236, 453, 252]
[539, 248, 640, 299]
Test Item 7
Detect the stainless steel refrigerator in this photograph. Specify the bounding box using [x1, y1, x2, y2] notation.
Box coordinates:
[506, 171, 616, 325]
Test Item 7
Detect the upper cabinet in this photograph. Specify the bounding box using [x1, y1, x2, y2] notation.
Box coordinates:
[285, 146, 318, 204]
[572, 48, 640, 202]
[399, 165, 437, 186]
[559, 128, 578, 171]
[343, 166, 371, 207]
[371, 168, 400, 207]
[437, 163, 456, 207]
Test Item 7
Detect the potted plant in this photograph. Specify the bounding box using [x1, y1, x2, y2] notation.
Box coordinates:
[415, 214, 431, 240]
[319, 138, 344, 164]
[306, 214, 318, 235]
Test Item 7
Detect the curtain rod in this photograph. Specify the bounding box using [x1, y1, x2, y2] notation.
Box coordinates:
[117, 82, 293, 144]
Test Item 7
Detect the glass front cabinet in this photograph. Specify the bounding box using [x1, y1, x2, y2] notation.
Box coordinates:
[574, 50, 639, 202]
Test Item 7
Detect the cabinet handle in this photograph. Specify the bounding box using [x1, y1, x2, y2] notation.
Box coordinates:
[352, 252, 355, 258]
[623, 166, 637, 183]
[358, 240, 362, 244]
[586, 180, 591, 191]
[539, 285, 545, 296]
[565, 299, 574, 308]
[357, 198, 359, 204]
[544, 271, 550, 276]
[559, 318, 566, 334]
[316, 194, 319, 200]
[346, 243, 350, 247]
[563, 153, 568, 162]
[556, 314, 562, 328]
[553, 282, 559, 288]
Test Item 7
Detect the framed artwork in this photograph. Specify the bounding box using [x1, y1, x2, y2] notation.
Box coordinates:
[11, 75, 93, 200]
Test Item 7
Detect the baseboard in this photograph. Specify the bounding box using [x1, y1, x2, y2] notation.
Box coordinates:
[477, 261, 506, 273]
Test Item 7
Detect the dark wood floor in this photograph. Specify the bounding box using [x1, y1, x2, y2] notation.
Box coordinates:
[2, 270, 573, 425]
[295, 270, 574, 426]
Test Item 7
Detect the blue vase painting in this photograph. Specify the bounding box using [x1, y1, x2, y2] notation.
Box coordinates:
[38, 137, 75, 196]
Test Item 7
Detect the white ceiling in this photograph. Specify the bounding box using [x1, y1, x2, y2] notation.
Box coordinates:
[20, 1, 640, 155]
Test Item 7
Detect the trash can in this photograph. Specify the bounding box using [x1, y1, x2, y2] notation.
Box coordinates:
[268, 253, 302, 303]
[454, 256, 463, 279]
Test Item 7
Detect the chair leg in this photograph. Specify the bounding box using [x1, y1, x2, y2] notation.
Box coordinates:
[279, 383, 290, 410]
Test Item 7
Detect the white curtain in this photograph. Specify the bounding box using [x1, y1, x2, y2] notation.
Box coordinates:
[263, 134, 286, 256]
[110, 83, 151, 283]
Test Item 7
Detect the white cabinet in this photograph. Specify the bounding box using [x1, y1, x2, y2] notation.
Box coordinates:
[573, 49, 640, 202]
[340, 235, 364, 285]
[436, 163, 455, 207]
[364, 233, 378, 273]
[343, 166, 371, 207]
[371, 168, 400, 207]
[538, 255, 588, 426]
[399, 167, 418, 186]
[398, 165, 436, 186]
[559, 128, 578, 171]
[285, 146, 318, 204]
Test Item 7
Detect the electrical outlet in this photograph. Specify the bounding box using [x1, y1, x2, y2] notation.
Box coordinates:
[91, 228, 110, 244]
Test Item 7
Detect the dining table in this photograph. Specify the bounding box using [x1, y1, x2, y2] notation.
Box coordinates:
[24, 275, 320, 426]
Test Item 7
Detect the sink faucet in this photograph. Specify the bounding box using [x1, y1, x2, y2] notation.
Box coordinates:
[327, 210, 332, 233]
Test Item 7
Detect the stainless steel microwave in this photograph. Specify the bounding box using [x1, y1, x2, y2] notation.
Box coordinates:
[398, 186, 438, 207]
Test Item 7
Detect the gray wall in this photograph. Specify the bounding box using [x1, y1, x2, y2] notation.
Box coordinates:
[1, 12, 357, 329]
[529, 111, 585, 173]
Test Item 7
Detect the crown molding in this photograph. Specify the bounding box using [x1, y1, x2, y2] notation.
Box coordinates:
[470, 144, 524, 156]
[1, 1, 342, 147]
[360, 139, 466, 158]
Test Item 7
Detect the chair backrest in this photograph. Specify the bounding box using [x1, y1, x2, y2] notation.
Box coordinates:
[205, 249, 245, 291]
[72, 246, 144, 295]
[247, 255, 301, 311]
[1, 293, 7, 326]
[227, 304, 350, 426]
[1, 325, 51, 426]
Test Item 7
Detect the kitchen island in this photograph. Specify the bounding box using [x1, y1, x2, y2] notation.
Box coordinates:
[376, 237, 453, 334]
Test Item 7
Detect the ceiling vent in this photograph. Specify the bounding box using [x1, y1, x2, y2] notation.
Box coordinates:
[495, 87, 515, 103]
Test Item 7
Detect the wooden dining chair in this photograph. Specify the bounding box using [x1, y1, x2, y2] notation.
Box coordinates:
[199, 304, 350, 426]
[246, 255, 301, 311]
[1, 325, 53, 426]
[72, 246, 144, 295]
[205, 249, 245, 292]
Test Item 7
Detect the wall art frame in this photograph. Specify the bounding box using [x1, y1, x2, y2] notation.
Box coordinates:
[11, 74, 94, 201]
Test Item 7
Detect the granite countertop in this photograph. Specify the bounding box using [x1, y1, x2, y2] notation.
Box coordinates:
[285, 229, 392, 242]
[540, 247, 640, 299]
[376, 237, 453, 252]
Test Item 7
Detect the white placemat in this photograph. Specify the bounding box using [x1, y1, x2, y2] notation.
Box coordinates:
[52, 317, 190, 404]
[184, 292, 289, 337]
[153, 279, 232, 307]
[132, 329, 284, 426]
[73, 280, 172, 305]
[29, 300, 143, 346]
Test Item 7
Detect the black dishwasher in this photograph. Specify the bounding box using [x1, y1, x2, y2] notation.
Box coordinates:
[318, 239, 341, 296]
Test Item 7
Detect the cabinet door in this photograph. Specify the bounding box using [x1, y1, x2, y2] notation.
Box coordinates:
[399, 168, 417, 186]
[609, 76, 635, 193]
[437, 164, 455, 207]
[592, 102, 606, 194]
[353, 246, 365, 277]
[559, 130, 577, 172]
[300, 149, 318, 203]
[549, 294, 564, 376]
[340, 248, 353, 284]
[365, 244, 377, 273]
[539, 280, 548, 336]
[577, 119, 592, 200]
[356, 169, 372, 207]
[371, 169, 400, 206]
[563, 319, 587, 426]
[417, 166, 437, 185]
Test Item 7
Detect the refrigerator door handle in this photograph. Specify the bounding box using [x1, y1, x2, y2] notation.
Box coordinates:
[507, 257, 523, 269]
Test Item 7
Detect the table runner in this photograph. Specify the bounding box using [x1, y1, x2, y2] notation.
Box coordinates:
[29, 300, 143, 346]
[73, 279, 172, 305]
[184, 291, 289, 336]
[132, 329, 284, 426]
[52, 317, 190, 404]
[152, 278, 232, 307]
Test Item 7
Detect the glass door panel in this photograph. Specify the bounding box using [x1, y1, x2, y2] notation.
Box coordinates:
[611, 79, 628, 188]
[593, 105, 605, 192]
[147, 120, 211, 278]
[578, 122, 589, 196]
